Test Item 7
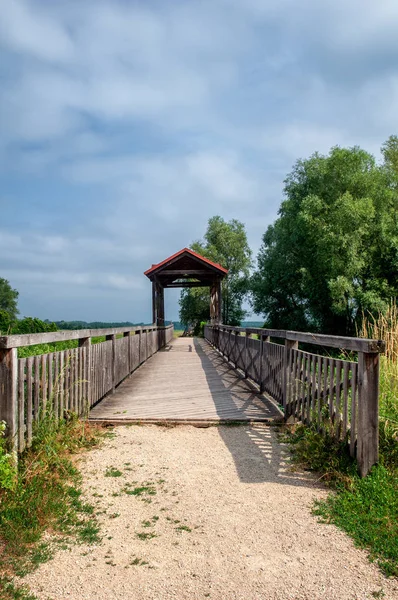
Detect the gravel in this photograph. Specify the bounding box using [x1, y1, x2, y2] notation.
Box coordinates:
[21, 424, 398, 600]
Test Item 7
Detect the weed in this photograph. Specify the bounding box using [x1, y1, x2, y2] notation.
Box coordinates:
[142, 520, 152, 528]
[136, 532, 157, 540]
[130, 557, 149, 566]
[105, 467, 123, 478]
[124, 485, 156, 497]
[175, 525, 192, 533]
[0, 578, 38, 600]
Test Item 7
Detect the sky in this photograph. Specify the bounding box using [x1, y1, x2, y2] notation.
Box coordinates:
[1, 0, 398, 323]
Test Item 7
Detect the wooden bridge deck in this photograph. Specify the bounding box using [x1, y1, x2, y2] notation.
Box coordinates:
[89, 337, 283, 423]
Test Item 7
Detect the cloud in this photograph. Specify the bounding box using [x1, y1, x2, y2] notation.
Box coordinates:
[1, 0, 398, 321]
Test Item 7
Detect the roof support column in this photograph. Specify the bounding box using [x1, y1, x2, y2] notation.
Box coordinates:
[210, 278, 221, 325]
[152, 279, 165, 326]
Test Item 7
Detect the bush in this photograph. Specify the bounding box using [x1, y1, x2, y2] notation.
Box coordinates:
[0, 421, 16, 491]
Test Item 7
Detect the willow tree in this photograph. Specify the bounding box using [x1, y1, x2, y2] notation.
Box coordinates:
[251, 140, 398, 336]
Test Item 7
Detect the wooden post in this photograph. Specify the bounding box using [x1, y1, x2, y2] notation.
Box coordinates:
[259, 335, 264, 392]
[106, 334, 116, 394]
[210, 279, 221, 325]
[244, 332, 249, 378]
[152, 282, 157, 325]
[124, 331, 132, 375]
[357, 351, 379, 477]
[78, 337, 91, 410]
[0, 347, 18, 454]
[283, 339, 298, 415]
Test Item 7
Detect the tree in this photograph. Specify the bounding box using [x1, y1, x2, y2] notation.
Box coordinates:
[0, 278, 19, 321]
[179, 216, 252, 327]
[251, 143, 398, 335]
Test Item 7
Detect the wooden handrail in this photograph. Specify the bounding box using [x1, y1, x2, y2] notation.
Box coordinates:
[205, 324, 384, 477]
[215, 324, 385, 353]
[0, 324, 173, 349]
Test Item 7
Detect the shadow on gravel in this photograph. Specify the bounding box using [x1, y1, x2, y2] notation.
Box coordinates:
[194, 338, 322, 488]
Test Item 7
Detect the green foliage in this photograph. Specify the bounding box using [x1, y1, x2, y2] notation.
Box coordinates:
[13, 317, 58, 335]
[0, 421, 16, 491]
[0, 278, 19, 321]
[179, 216, 252, 328]
[54, 320, 145, 330]
[252, 141, 398, 335]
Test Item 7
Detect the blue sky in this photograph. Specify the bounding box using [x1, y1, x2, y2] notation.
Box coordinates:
[1, 0, 398, 323]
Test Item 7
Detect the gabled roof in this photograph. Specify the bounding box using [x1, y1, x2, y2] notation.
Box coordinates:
[144, 248, 228, 277]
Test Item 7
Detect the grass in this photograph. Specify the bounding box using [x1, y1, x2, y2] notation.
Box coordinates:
[105, 467, 123, 478]
[124, 485, 157, 497]
[0, 413, 106, 597]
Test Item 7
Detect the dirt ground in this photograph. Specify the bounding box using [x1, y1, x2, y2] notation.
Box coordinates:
[22, 424, 398, 600]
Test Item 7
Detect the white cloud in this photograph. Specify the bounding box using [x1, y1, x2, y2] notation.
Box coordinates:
[2, 0, 398, 320]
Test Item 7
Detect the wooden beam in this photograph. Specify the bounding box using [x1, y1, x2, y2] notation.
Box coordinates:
[212, 325, 385, 353]
[357, 351, 380, 476]
[0, 325, 173, 349]
[157, 269, 213, 276]
[164, 282, 212, 288]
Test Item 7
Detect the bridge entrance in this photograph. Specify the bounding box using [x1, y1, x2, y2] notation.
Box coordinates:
[144, 248, 228, 326]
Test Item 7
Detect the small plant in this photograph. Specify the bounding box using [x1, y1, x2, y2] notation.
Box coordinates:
[124, 485, 156, 497]
[130, 557, 149, 566]
[136, 532, 157, 541]
[175, 525, 192, 533]
[105, 467, 123, 478]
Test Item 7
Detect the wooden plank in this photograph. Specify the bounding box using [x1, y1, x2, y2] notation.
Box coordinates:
[41, 354, 47, 415]
[34, 355, 40, 422]
[59, 351, 65, 420]
[0, 347, 18, 451]
[316, 355, 322, 431]
[357, 352, 379, 476]
[342, 361, 349, 437]
[18, 358, 25, 453]
[54, 352, 60, 421]
[328, 358, 335, 425]
[334, 360, 341, 436]
[26, 356, 33, 447]
[350, 362, 357, 458]
[48, 353, 53, 415]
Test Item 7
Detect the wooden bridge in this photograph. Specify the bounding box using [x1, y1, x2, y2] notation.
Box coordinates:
[0, 248, 386, 477]
[0, 320, 385, 477]
[89, 336, 282, 423]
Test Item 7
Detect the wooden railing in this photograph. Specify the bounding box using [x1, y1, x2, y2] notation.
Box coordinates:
[205, 324, 385, 477]
[0, 324, 174, 454]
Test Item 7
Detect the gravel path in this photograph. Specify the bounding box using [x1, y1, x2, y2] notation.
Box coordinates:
[22, 425, 397, 600]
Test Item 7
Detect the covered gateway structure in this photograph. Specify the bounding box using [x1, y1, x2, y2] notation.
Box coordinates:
[144, 248, 228, 326]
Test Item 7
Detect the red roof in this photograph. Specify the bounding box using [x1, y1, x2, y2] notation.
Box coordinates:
[144, 248, 228, 277]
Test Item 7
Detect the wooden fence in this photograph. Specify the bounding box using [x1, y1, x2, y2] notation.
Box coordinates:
[0, 324, 174, 454]
[205, 324, 385, 477]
